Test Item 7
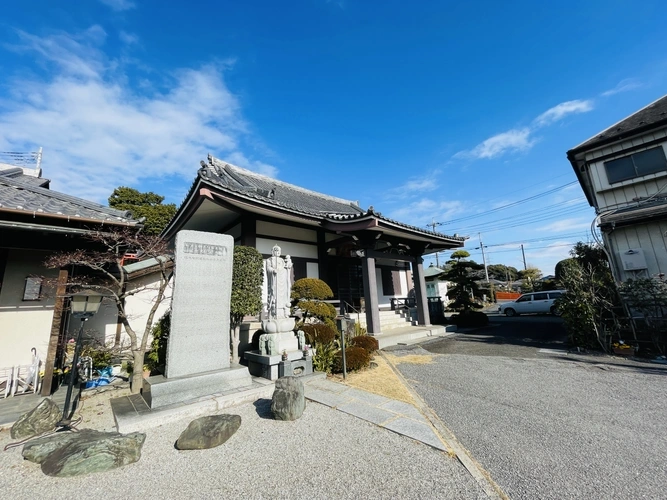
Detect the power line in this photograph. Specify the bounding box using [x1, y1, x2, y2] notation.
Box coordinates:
[441, 181, 578, 226]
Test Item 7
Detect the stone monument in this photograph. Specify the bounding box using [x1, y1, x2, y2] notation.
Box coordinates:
[244, 245, 312, 380]
[142, 230, 252, 408]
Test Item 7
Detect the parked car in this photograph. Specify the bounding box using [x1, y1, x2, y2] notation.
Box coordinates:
[497, 290, 565, 317]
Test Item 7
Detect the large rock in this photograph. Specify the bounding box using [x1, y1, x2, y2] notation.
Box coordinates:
[22, 429, 146, 477]
[175, 414, 241, 450]
[11, 398, 62, 439]
[271, 376, 305, 421]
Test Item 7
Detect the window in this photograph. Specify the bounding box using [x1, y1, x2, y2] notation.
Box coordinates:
[516, 294, 532, 303]
[23, 276, 43, 301]
[381, 268, 395, 296]
[604, 146, 667, 184]
[533, 293, 549, 300]
[548, 292, 562, 299]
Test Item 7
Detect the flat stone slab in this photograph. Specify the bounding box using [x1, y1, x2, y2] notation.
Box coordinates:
[382, 417, 446, 451]
[380, 400, 426, 421]
[306, 378, 351, 394]
[304, 387, 354, 408]
[336, 401, 396, 425]
[341, 388, 391, 406]
[23, 429, 146, 477]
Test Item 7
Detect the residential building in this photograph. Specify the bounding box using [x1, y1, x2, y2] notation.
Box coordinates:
[568, 95, 667, 281]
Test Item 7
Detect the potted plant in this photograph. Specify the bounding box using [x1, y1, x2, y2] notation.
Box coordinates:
[612, 341, 634, 356]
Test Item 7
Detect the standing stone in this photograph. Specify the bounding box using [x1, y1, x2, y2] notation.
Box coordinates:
[143, 230, 252, 408]
[175, 414, 242, 450]
[11, 398, 61, 439]
[23, 429, 146, 477]
[271, 376, 305, 421]
[166, 231, 234, 378]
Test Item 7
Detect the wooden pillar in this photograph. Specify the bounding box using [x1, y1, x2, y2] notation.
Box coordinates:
[317, 230, 328, 281]
[361, 255, 381, 335]
[41, 268, 68, 396]
[240, 215, 256, 248]
[412, 257, 430, 326]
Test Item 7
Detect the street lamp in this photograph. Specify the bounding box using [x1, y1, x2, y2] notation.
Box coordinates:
[57, 290, 103, 429]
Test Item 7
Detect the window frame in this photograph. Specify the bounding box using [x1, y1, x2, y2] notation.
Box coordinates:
[22, 276, 43, 301]
[604, 146, 667, 184]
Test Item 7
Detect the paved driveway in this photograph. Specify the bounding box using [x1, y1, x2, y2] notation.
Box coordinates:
[391, 315, 667, 499]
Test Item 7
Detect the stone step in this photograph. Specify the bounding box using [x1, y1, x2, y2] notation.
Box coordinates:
[372, 324, 457, 349]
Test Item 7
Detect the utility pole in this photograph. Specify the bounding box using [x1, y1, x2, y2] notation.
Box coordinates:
[521, 244, 527, 270]
[427, 219, 443, 268]
[479, 233, 489, 282]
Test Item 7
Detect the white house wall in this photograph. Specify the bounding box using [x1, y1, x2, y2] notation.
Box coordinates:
[256, 220, 317, 243]
[256, 237, 318, 259]
[604, 222, 667, 280]
[0, 250, 58, 368]
[585, 132, 667, 211]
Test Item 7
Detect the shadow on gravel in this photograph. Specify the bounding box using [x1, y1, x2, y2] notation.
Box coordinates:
[549, 355, 667, 376]
[253, 398, 274, 419]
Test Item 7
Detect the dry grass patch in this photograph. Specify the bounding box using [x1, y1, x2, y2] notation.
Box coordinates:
[330, 355, 417, 405]
[383, 352, 435, 365]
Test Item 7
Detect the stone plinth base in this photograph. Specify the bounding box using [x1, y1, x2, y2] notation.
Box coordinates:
[245, 350, 307, 381]
[142, 365, 252, 409]
[278, 357, 313, 378]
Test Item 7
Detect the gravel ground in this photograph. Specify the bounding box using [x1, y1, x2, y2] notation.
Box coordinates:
[0, 396, 487, 499]
[396, 351, 667, 500]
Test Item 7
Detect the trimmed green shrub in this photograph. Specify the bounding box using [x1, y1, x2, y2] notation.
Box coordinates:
[349, 335, 379, 354]
[451, 311, 489, 328]
[145, 310, 170, 373]
[291, 278, 337, 328]
[291, 278, 334, 301]
[301, 324, 337, 345]
[332, 346, 371, 373]
[300, 323, 338, 373]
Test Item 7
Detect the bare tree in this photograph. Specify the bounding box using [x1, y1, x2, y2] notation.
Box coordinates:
[46, 228, 173, 394]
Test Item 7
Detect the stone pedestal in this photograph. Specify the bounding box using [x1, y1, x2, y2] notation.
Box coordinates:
[142, 366, 251, 409]
[245, 350, 306, 381]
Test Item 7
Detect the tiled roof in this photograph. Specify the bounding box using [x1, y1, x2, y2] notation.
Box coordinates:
[201, 156, 365, 216]
[570, 94, 667, 153]
[192, 156, 464, 243]
[0, 167, 50, 188]
[0, 169, 137, 225]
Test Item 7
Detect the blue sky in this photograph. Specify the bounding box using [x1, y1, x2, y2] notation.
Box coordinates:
[2, 0, 667, 275]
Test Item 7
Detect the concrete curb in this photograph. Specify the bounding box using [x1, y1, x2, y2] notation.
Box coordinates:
[379, 351, 509, 500]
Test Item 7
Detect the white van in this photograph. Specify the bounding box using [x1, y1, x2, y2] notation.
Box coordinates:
[497, 290, 565, 317]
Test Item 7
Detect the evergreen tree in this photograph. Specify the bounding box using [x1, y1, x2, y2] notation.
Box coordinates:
[108, 186, 177, 235]
[443, 250, 484, 312]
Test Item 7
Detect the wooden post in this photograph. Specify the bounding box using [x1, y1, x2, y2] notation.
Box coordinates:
[412, 257, 430, 326]
[41, 268, 68, 396]
[361, 255, 381, 334]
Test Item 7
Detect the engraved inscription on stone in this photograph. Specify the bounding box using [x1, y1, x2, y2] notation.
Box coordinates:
[183, 242, 228, 257]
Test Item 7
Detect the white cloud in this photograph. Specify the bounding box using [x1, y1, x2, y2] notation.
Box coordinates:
[389, 199, 464, 228]
[455, 99, 594, 161]
[384, 174, 439, 201]
[538, 218, 591, 233]
[0, 27, 276, 202]
[119, 30, 139, 45]
[99, 0, 136, 11]
[601, 78, 641, 97]
[534, 100, 594, 127]
[454, 128, 533, 160]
